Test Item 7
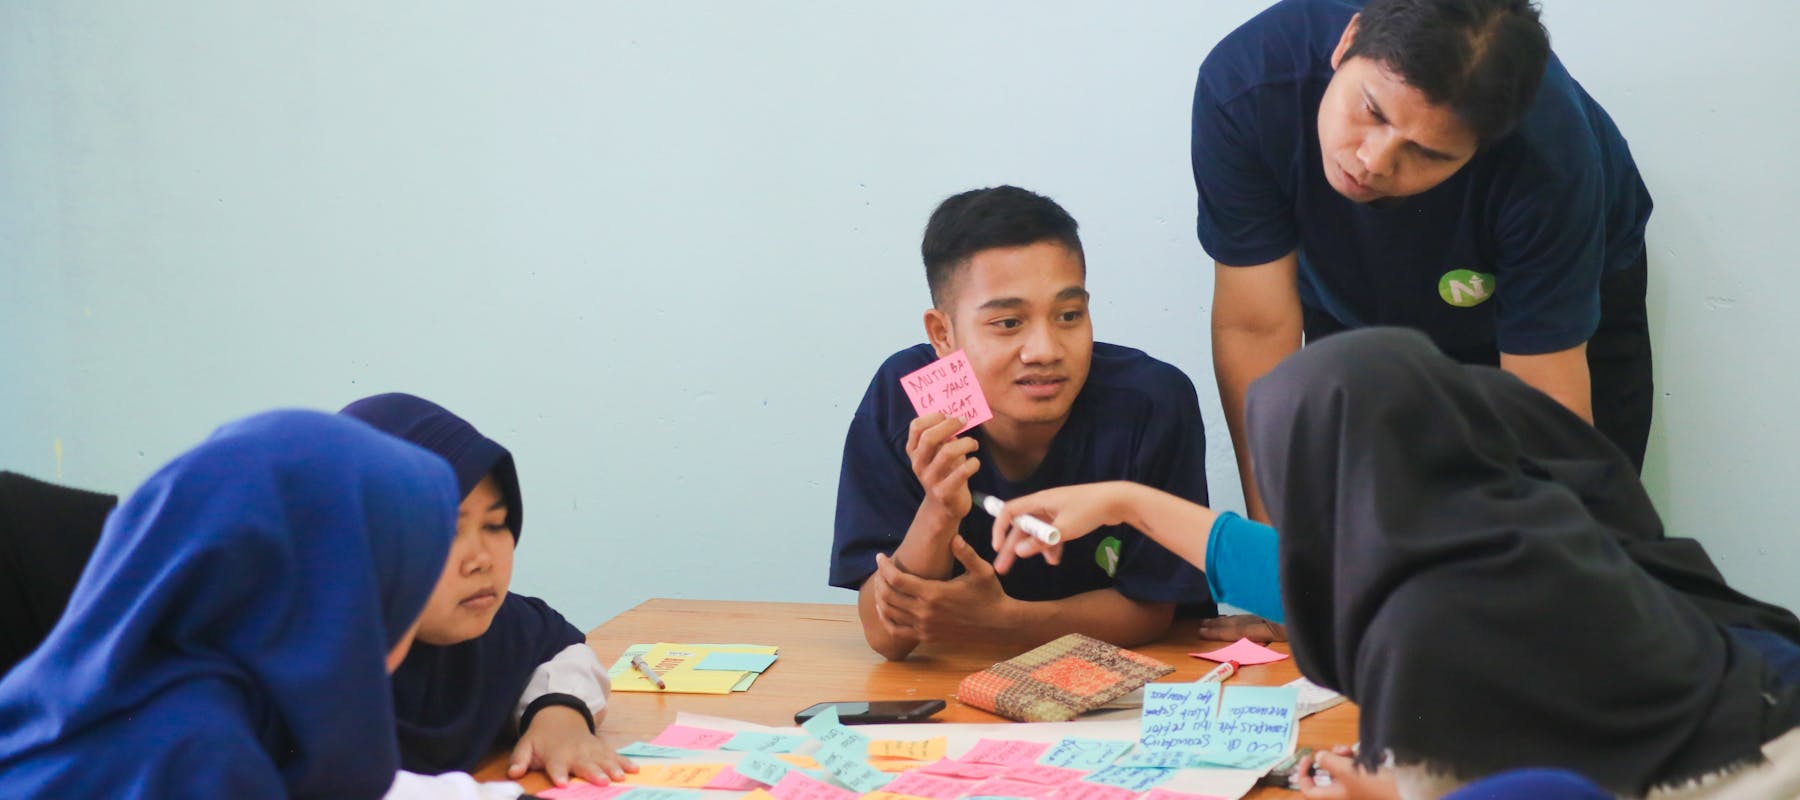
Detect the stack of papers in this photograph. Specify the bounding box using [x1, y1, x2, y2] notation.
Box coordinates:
[607, 643, 781, 694]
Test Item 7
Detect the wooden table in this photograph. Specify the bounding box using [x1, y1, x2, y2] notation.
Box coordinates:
[477, 599, 1357, 798]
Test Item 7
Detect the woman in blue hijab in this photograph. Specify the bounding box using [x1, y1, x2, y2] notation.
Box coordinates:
[0, 410, 458, 798]
[340, 393, 630, 787]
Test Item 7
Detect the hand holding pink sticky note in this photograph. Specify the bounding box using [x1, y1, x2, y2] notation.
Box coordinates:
[1189, 636, 1290, 665]
[900, 350, 993, 435]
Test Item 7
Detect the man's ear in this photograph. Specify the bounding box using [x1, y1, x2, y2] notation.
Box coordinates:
[923, 308, 955, 357]
[1331, 13, 1359, 70]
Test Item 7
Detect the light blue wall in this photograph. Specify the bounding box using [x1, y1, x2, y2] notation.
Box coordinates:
[3, 2, 1796, 630]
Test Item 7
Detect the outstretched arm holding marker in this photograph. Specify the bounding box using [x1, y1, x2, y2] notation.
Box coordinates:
[990, 481, 1284, 626]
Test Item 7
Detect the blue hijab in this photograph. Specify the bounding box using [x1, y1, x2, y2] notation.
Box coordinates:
[0, 410, 457, 798]
[340, 393, 587, 774]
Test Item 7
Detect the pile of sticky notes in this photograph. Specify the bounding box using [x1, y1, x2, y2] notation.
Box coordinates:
[607, 643, 780, 694]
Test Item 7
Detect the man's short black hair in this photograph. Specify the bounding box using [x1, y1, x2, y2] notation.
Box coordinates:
[1345, 0, 1550, 145]
[920, 186, 1084, 307]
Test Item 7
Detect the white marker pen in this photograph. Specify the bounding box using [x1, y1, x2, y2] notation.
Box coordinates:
[972, 491, 1062, 545]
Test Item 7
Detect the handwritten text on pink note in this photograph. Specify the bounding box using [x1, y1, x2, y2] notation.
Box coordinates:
[768, 771, 859, 800]
[1188, 637, 1290, 665]
[1047, 781, 1139, 800]
[883, 771, 983, 800]
[968, 777, 1062, 798]
[538, 781, 632, 800]
[648, 724, 737, 750]
[900, 350, 993, 435]
[704, 767, 766, 791]
[962, 739, 1052, 766]
[1001, 763, 1087, 786]
[918, 758, 1008, 780]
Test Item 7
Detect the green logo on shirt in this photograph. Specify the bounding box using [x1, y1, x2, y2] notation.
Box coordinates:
[1438, 269, 1496, 308]
[1096, 536, 1122, 577]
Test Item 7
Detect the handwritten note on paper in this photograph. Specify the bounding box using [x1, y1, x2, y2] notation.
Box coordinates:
[617, 743, 697, 759]
[1188, 637, 1290, 666]
[704, 767, 766, 791]
[1209, 685, 1299, 761]
[900, 350, 993, 435]
[648, 724, 736, 750]
[737, 752, 799, 786]
[1082, 766, 1175, 792]
[539, 781, 632, 800]
[1140, 682, 1222, 751]
[884, 771, 984, 800]
[801, 707, 871, 752]
[1037, 739, 1133, 771]
[1112, 750, 1194, 769]
[1140, 790, 1228, 800]
[966, 777, 1062, 799]
[618, 764, 726, 788]
[962, 739, 1052, 766]
[1000, 763, 1085, 786]
[1045, 781, 1139, 800]
[724, 732, 811, 753]
[868, 737, 947, 762]
[768, 771, 860, 800]
[617, 790, 704, 800]
[815, 742, 894, 793]
[918, 758, 1008, 780]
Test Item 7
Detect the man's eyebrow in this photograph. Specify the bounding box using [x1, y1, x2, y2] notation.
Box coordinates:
[1363, 86, 1461, 161]
[977, 297, 1026, 311]
[1056, 287, 1091, 303]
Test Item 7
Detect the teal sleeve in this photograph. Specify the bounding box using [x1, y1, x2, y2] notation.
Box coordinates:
[1202, 511, 1283, 623]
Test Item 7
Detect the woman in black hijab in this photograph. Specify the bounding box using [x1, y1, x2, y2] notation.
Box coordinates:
[1248, 328, 1800, 797]
[0, 472, 115, 674]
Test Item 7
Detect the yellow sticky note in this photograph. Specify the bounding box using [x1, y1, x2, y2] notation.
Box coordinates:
[618, 763, 727, 788]
[867, 737, 946, 762]
[743, 791, 781, 800]
[777, 753, 822, 769]
[612, 644, 748, 694]
[866, 756, 928, 773]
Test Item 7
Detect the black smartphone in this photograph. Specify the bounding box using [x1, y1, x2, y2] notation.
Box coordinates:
[1254, 747, 1314, 788]
[794, 699, 947, 725]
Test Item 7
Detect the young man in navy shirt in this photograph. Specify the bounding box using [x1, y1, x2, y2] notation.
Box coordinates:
[831, 186, 1212, 661]
[1196, 0, 1654, 525]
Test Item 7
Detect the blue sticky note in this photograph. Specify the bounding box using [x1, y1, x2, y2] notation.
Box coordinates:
[1203, 685, 1298, 762]
[722, 731, 810, 753]
[1189, 750, 1285, 770]
[695, 652, 779, 672]
[1037, 738, 1134, 770]
[618, 790, 702, 800]
[617, 742, 697, 758]
[735, 752, 796, 785]
[1139, 681, 1221, 752]
[801, 706, 870, 752]
[817, 741, 893, 793]
[1112, 749, 1194, 769]
[1083, 766, 1175, 791]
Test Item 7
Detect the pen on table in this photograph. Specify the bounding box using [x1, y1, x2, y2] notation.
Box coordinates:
[631, 653, 667, 690]
[1198, 660, 1239, 684]
[972, 491, 1062, 545]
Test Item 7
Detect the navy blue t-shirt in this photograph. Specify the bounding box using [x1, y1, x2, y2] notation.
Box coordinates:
[1192, 0, 1652, 355]
[830, 342, 1211, 605]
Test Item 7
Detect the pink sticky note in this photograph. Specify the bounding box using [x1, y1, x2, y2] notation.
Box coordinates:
[705, 767, 767, 791]
[649, 724, 736, 750]
[968, 778, 1062, 799]
[884, 771, 984, 800]
[918, 758, 1008, 780]
[1188, 636, 1290, 665]
[538, 781, 632, 800]
[1048, 782, 1139, 800]
[1000, 763, 1086, 786]
[900, 350, 993, 435]
[769, 771, 860, 800]
[1141, 791, 1227, 800]
[962, 739, 1052, 767]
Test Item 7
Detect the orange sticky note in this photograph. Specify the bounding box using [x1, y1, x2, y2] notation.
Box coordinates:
[618, 763, 727, 787]
[867, 737, 947, 762]
[868, 756, 930, 773]
[900, 350, 992, 435]
[777, 753, 822, 769]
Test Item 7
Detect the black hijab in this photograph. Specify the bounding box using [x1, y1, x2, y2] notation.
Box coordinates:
[1246, 328, 1800, 794]
[0, 472, 116, 675]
